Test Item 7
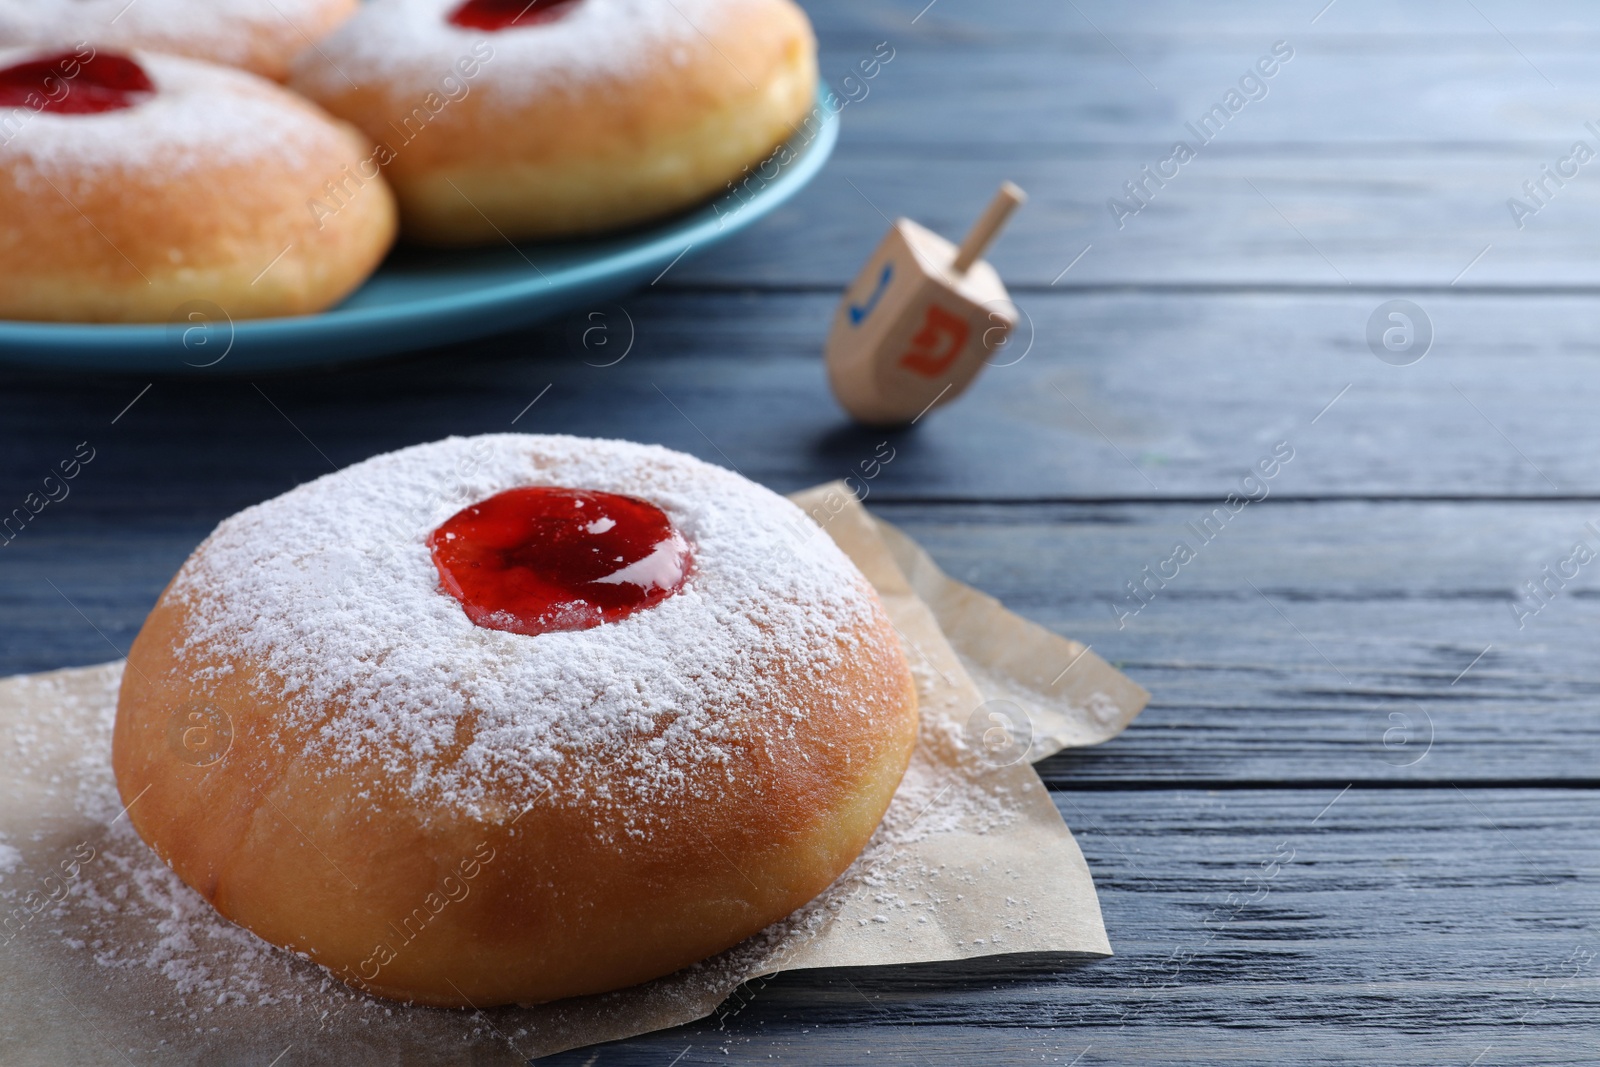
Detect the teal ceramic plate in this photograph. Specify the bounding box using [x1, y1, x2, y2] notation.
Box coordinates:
[0, 92, 838, 373]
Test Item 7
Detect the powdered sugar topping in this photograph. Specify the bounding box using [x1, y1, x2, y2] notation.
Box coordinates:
[292, 0, 743, 102]
[168, 435, 883, 819]
[0, 0, 342, 69]
[0, 50, 334, 179]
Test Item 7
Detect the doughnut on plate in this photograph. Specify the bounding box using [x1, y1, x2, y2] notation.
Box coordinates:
[0, 87, 835, 373]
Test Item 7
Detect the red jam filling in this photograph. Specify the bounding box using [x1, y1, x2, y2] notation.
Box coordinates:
[448, 0, 583, 30]
[428, 487, 691, 636]
[0, 51, 154, 115]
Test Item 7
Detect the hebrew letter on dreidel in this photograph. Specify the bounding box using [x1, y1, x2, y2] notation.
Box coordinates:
[898, 305, 970, 377]
[848, 263, 894, 325]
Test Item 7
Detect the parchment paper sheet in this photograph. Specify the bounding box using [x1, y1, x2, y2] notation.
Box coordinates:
[0, 487, 1147, 1065]
[869, 515, 1148, 758]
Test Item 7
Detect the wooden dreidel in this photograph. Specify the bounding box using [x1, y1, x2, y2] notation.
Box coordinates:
[826, 182, 1026, 425]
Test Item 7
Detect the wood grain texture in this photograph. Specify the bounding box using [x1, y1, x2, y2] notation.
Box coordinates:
[884, 501, 1600, 786]
[526, 788, 1600, 1066]
[4, 291, 1597, 511]
[680, 152, 1600, 287]
[669, 0, 1600, 287]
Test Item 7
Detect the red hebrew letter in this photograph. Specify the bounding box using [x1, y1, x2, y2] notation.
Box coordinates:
[897, 305, 970, 378]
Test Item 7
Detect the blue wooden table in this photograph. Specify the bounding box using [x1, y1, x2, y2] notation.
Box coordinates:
[4, 1, 1599, 1062]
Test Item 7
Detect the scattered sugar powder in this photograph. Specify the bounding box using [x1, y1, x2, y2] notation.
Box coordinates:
[32, 674, 415, 1019]
[0, 50, 329, 181]
[293, 0, 747, 104]
[0, 464, 1042, 1055]
[0, 0, 339, 71]
[0, 436, 1040, 1048]
[8, 563, 1028, 1051]
[168, 434, 889, 829]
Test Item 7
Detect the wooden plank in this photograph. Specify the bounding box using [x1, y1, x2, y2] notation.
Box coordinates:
[809, 0, 1600, 39]
[664, 0, 1600, 287]
[6, 291, 1594, 507]
[879, 500, 1600, 785]
[680, 151, 1600, 287]
[807, 46, 1600, 153]
[523, 787, 1600, 1065]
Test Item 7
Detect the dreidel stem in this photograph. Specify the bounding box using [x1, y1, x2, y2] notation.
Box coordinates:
[950, 181, 1027, 275]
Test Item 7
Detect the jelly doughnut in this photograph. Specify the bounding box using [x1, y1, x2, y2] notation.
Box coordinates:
[113, 435, 919, 1006]
[290, 0, 818, 243]
[0, 47, 396, 324]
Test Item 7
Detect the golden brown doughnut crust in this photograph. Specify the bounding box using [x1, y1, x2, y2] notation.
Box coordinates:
[290, 0, 819, 243]
[111, 438, 919, 1007]
[115, 594, 916, 1006]
[0, 52, 397, 324]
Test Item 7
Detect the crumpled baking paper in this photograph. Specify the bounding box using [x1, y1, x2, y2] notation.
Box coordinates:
[0, 485, 1146, 1065]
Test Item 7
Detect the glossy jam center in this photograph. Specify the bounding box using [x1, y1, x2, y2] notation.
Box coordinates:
[448, 0, 583, 30]
[428, 487, 691, 636]
[0, 51, 154, 115]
